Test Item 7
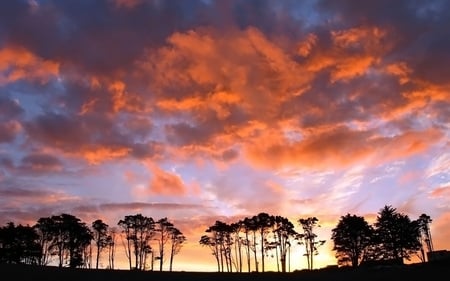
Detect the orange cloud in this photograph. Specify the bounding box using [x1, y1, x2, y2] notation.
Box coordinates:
[81, 146, 131, 165]
[297, 33, 318, 57]
[385, 62, 412, 85]
[306, 26, 388, 82]
[0, 46, 59, 85]
[140, 26, 311, 120]
[244, 124, 444, 171]
[330, 55, 377, 82]
[108, 80, 147, 113]
[148, 165, 187, 196]
[429, 185, 450, 198]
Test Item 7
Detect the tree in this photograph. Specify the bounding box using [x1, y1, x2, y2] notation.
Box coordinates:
[230, 222, 243, 272]
[242, 216, 258, 272]
[61, 214, 93, 268]
[154, 217, 174, 271]
[417, 213, 433, 262]
[254, 212, 274, 272]
[373, 205, 422, 264]
[169, 227, 186, 271]
[200, 220, 234, 272]
[39, 214, 93, 268]
[331, 214, 374, 267]
[33, 217, 54, 266]
[297, 217, 326, 270]
[106, 227, 117, 269]
[0, 222, 41, 265]
[92, 219, 109, 269]
[200, 234, 220, 271]
[117, 214, 155, 270]
[272, 216, 297, 272]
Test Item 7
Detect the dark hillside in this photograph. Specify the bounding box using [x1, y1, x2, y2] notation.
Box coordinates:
[1, 260, 449, 281]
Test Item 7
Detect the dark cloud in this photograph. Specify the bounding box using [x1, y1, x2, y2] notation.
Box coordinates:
[0, 186, 54, 198]
[316, 0, 450, 83]
[20, 153, 63, 172]
[0, 121, 21, 143]
[0, 96, 24, 120]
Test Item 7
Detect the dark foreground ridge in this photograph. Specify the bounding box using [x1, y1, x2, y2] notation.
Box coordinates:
[2, 260, 450, 281]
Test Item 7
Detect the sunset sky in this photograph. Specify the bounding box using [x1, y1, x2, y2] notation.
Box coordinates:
[0, 0, 449, 272]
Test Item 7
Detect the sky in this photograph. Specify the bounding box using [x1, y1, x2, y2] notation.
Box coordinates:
[0, 0, 449, 272]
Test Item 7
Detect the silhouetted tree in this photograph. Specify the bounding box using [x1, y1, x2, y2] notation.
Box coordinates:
[230, 222, 243, 272]
[242, 217, 257, 272]
[117, 214, 155, 270]
[297, 217, 326, 270]
[106, 227, 117, 269]
[0, 222, 41, 265]
[272, 215, 297, 272]
[33, 217, 54, 266]
[372, 205, 421, 264]
[92, 219, 109, 269]
[169, 227, 186, 271]
[331, 214, 374, 267]
[417, 213, 433, 262]
[43, 214, 93, 268]
[154, 217, 174, 271]
[200, 220, 234, 272]
[200, 234, 220, 271]
[254, 212, 274, 272]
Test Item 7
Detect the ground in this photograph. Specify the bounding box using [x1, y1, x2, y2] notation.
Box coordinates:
[1, 260, 449, 281]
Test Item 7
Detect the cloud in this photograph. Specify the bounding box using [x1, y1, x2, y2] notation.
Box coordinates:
[19, 153, 63, 172]
[0, 96, 24, 120]
[426, 153, 450, 178]
[0, 46, 59, 85]
[147, 165, 188, 196]
[0, 0, 449, 271]
[0, 120, 21, 143]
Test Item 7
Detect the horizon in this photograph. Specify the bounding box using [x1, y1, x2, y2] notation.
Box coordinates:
[0, 0, 449, 273]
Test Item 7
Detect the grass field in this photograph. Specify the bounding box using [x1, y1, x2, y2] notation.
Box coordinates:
[1, 260, 449, 281]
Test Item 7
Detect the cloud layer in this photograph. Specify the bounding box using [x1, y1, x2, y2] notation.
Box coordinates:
[0, 0, 449, 271]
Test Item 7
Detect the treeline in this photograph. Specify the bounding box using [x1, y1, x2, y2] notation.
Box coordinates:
[0, 213, 185, 271]
[199, 205, 434, 272]
[0, 205, 434, 272]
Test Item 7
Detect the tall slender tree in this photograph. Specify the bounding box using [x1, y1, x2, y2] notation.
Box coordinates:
[254, 212, 274, 272]
[106, 227, 117, 269]
[230, 222, 243, 272]
[417, 213, 433, 261]
[154, 217, 174, 271]
[297, 217, 325, 270]
[272, 216, 297, 272]
[200, 234, 220, 271]
[92, 219, 109, 269]
[242, 217, 256, 272]
[169, 227, 186, 272]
